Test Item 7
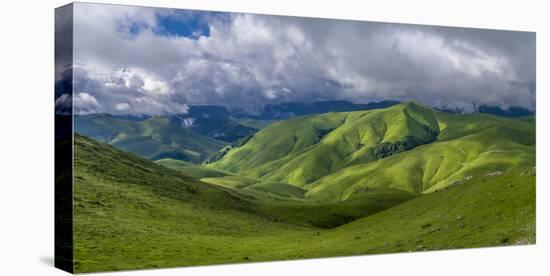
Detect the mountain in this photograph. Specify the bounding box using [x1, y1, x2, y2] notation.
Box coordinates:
[82, 100, 530, 147]
[209, 102, 535, 200]
[74, 131, 534, 272]
[168, 112, 266, 143]
[438, 104, 534, 117]
[167, 101, 399, 142]
[75, 114, 226, 163]
[73, 134, 415, 271]
[477, 105, 534, 117]
[244, 100, 401, 120]
[73, 134, 310, 271]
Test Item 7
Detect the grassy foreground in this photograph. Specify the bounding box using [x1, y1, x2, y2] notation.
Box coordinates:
[73, 134, 535, 272]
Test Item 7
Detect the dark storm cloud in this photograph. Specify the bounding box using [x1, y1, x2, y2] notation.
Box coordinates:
[70, 3, 535, 115]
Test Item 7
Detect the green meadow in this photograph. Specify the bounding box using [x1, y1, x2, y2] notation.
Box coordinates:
[73, 102, 535, 273]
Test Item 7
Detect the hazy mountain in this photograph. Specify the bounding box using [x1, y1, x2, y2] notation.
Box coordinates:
[74, 114, 226, 163]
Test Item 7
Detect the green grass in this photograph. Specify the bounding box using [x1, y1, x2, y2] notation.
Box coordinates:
[201, 175, 258, 189]
[74, 135, 418, 271]
[208, 103, 447, 186]
[244, 181, 308, 199]
[209, 102, 535, 201]
[73, 135, 314, 272]
[155, 158, 238, 179]
[74, 134, 534, 272]
[233, 118, 275, 130]
[154, 158, 193, 170]
[73, 102, 535, 273]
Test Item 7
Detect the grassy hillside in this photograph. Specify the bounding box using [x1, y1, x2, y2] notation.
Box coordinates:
[209, 102, 440, 185]
[73, 134, 312, 272]
[75, 114, 226, 163]
[73, 134, 534, 272]
[155, 158, 236, 179]
[153, 158, 193, 170]
[209, 102, 535, 201]
[73, 135, 417, 272]
[154, 157, 414, 227]
[307, 112, 535, 200]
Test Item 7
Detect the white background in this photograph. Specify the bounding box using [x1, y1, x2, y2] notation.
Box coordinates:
[0, 0, 548, 275]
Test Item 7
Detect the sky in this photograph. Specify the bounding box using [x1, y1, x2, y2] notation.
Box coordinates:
[62, 3, 536, 115]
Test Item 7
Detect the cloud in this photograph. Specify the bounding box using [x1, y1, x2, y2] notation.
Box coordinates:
[115, 102, 130, 111]
[55, 93, 72, 115]
[72, 67, 189, 115]
[71, 3, 536, 115]
[74, 92, 99, 114]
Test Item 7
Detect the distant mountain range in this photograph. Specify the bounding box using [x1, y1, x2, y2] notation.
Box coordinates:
[74, 114, 226, 162]
[75, 100, 534, 164]
[180, 100, 533, 121]
[117, 100, 534, 123]
[438, 104, 534, 117]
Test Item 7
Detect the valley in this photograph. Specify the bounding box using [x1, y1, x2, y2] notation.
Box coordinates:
[72, 102, 536, 272]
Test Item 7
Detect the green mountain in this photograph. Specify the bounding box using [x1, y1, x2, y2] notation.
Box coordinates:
[209, 102, 535, 201]
[75, 114, 226, 162]
[74, 134, 416, 271]
[74, 130, 534, 272]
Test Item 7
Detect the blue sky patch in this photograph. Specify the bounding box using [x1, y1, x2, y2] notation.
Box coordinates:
[154, 11, 214, 39]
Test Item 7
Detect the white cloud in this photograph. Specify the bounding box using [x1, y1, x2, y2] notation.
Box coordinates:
[115, 102, 130, 111]
[71, 3, 536, 115]
[74, 92, 99, 114]
[55, 93, 72, 115]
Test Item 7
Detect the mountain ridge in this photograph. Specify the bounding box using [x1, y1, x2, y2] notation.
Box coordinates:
[75, 114, 226, 163]
[73, 129, 535, 272]
[209, 102, 535, 201]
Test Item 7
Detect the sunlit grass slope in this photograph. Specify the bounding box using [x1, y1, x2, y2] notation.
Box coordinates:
[210, 102, 535, 201]
[307, 112, 535, 200]
[155, 158, 235, 179]
[74, 134, 534, 272]
[73, 135, 415, 271]
[73, 134, 313, 272]
[209, 102, 440, 185]
[155, 159, 414, 225]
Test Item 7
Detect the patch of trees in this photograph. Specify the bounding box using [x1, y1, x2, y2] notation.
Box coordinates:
[233, 134, 254, 147]
[374, 125, 438, 159]
[203, 146, 232, 164]
[315, 128, 335, 141]
[204, 134, 255, 164]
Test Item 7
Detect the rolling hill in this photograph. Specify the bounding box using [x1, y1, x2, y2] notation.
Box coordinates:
[75, 114, 226, 162]
[209, 102, 535, 201]
[73, 131, 535, 272]
[73, 134, 418, 271]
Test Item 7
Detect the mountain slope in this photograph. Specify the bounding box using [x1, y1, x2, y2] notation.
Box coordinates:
[209, 102, 535, 201]
[246, 169, 535, 260]
[154, 158, 236, 179]
[73, 134, 316, 272]
[169, 110, 263, 143]
[209, 102, 440, 185]
[75, 114, 226, 162]
[73, 134, 534, 272]
[307, 113, 535, 200]
[74, 135, 418, 271]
